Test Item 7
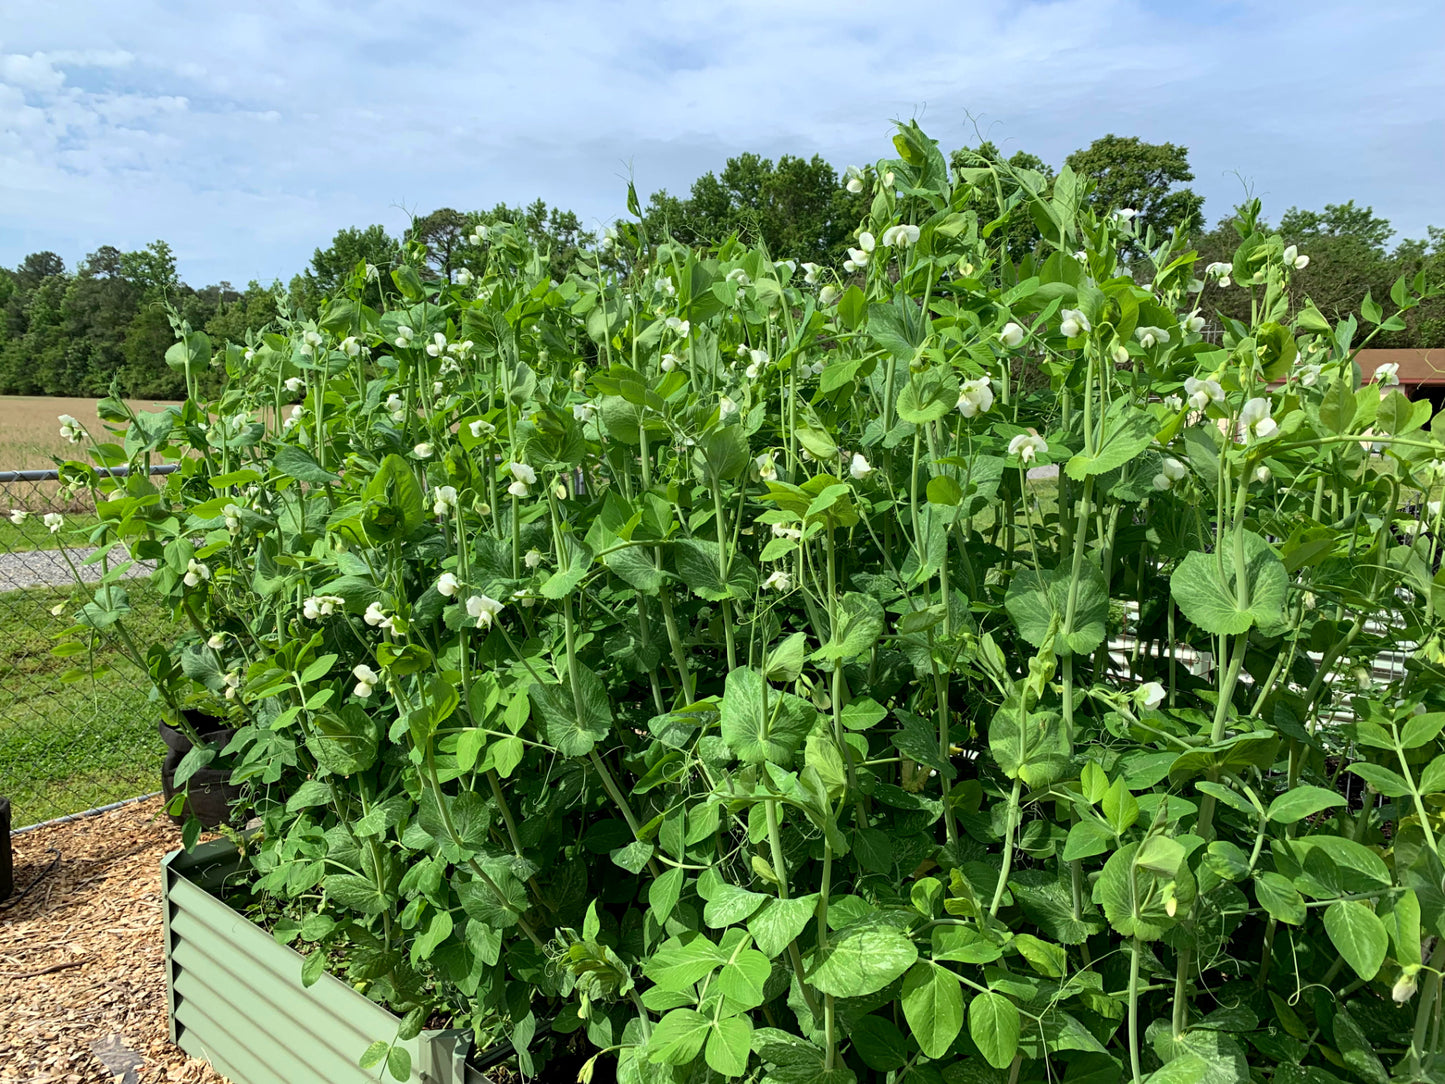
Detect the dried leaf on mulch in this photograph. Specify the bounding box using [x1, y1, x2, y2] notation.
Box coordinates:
[0, 796, 228, 1084]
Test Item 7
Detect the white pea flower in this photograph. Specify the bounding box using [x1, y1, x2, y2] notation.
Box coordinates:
[395, 325, 414, 348]
[736, 344, 750, 359]
[426, 333, 447, 358]
[437, 572, 460, 598]
[341, 336, 361, 357]
[521, 548, 543, 571]
[284, 377, 304, 393]
[1136, 326, 1172, 349]
[844, 165, 865, 194]
[469, 419, 495, 439]
[183, 559, 211, 587]
[1375, 362, 1401, 386]
[1282, 244, 1309, 270]
[303, 330, 323, 348]
[1163, 394, 1184, 411]
[432, 381, 445, 397]
[509, 461, 537, 486]
[1059, 309, 1091, 338]
[469, 224, 489, 244]
[301, 595, 345, 620]
[1254, 465, 1272, 484]
[1008, 432, 1048, 464]
[845, 247, 870, 271]
[1112, 343, 1131, 365]
[364, 602, 397, 630]
[223, 503, 243, 533]
[206, 633, 226, 651]
[1240, 397, 1278, 441]
[353, 664, 379, 698]
[857, 231, 876, 253]
[1073, 249, 1088, 261]
[764, 569, 793, 592]
[999, 322, 1025, 348]
[573, 402, 595, 424]
[1182, 313, 1206, 335]
[1152, 457, 1188, 491]
[1136, 681, 1165, 709]
[849, 453, 873, 480]
[9, 509, 28, 525]
[802, 262, 823, 284]
[43, 512, 64, 533]
[1293, 253, 1309, 269]
[1204, 262, 1232, 288]
[820, 285, 841, 305]
[755, 453, 778, 482]
[455, 268, 473, 286]
[881, 224, 920, 247]
[661, 353, 679, 372]
[465, 593, 505, 630]
[665, 316, 690, 337]
[1114, 208, 1138, 222]
[1298, 363, 1322, 387]
[719, 396, 739, 421]
[223, 670, 242, 700]
[413, 442, 434, 459]
[956, 375, 994, 419]
[1184, 376, 1225, 412]
[58, 414, 84, 443]
[507, 480, 529, 498]
[1395, 968, 1421, 1005]
[660, 278, 676, 297]
[432, 485, 458, 516]
[384, 393, 406, 422]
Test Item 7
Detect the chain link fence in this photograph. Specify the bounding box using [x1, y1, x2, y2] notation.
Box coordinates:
[0, 465, 176, 829]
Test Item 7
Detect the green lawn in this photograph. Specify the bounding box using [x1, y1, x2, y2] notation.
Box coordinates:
[0, 580, 171, 826]
[0, 511, 103, 553]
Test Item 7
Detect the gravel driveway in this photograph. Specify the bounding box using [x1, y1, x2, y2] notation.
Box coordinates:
[0, 544, 156, 592]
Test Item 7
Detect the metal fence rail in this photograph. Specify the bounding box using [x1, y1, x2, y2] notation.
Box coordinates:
[0, 465, 176, 828]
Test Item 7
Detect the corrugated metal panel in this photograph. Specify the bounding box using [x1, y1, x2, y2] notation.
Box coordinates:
[162, 840, 473, 1084]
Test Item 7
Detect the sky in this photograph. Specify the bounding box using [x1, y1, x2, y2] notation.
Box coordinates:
[1, 0, 1442, 287]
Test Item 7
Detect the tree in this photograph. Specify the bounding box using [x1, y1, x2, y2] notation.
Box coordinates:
[1065, 135, 1204, 248]
[302, 225, 399, 313]
[1279, 200, 1394, 254]
[643, 153, 867, 266]
[406, 209, 469, 281]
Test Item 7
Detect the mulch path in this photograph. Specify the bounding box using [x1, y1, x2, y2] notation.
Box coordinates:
[0, 796, 227, 1084]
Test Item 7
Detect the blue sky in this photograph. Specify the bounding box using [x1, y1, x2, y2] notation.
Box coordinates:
[1, 0, 1441, 286]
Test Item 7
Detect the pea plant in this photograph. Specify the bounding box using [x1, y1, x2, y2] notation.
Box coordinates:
[62, 121, 1445, 1084]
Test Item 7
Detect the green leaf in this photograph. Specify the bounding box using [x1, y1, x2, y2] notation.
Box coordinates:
[649, 866, 685, 924]
[300, 949, 326, 987]
[275, 444, 341, 484]
[968, 991, 1020, 1070]
[1065, 399, 1156, 481]
[649, 1008, 711, 1065]
[838, 285, 867, 331]
[812, 592, 886, 662]
[901, 961, 964, 1058]
[806, 923, 918, 997]
[1170, 532, 1288, 636]
[747, 895, 818, 959]
[386, 1046, 411, 1082]
[360, 1041, 389, 1070]
[529, 665, 612, 757]
[1324, 900, 1388, 980]
[1266, 785, 1348, 824]
[1345, 762, 1411, 798]
[1254, 871, 1306, 925]
[1402, 713, 1445, 749]
[850, 1015, 910, 1071]
[714, 940, 771, 1010]
[1005, 562, 1108, 655]
[989, 701, 1072, 788]
[719, 667, 814, 765]
[705, 1014, 753, 1076]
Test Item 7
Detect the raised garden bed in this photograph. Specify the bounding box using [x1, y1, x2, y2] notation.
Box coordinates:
[162, 839, 502, 1084]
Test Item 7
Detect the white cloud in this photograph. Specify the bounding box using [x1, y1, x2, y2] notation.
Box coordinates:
[0, 0, 1441, 285]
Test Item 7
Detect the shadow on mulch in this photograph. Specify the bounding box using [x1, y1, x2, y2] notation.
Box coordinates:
[0, 796, 227, 1084]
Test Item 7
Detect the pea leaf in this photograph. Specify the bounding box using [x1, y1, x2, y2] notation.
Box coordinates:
[648, 1008, 710, 1066]
[1170, 532, 1288, 636]
[806, 923, 918, 997]
[901, 961, 964, 1058]
[1266, 785, 1348, 824]
[969, 991, 1020, 1070]
[1324, 900, 1388, 980]
[719, 667, 815, 765]
[529, 664, 612, 757]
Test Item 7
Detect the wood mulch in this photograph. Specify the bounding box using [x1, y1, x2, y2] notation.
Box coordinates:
[0, 796, 228, 1084]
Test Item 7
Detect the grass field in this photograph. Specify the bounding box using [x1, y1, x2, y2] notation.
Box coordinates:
[0, 395, 182, 472]
[0, 581, 170, 826]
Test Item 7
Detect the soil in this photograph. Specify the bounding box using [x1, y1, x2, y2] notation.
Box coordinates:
[0, 796, 228, 1084]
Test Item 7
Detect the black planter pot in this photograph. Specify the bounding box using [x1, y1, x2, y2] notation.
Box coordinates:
[159, 717, 244, 828]
[0, 796, 12, 902]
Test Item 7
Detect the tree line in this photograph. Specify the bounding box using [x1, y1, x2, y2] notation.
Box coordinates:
[2, 134, 1439, 401]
